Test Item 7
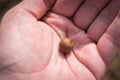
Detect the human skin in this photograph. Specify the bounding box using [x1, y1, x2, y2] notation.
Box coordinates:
[0, 0, 120, 80]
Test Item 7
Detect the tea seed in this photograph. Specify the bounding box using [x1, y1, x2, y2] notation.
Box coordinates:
[59, 38, 74, 53]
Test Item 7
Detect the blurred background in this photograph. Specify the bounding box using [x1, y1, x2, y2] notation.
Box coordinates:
[0, 0, 120, 80]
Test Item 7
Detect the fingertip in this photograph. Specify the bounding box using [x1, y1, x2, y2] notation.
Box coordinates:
[43, 0, 57, 7]
[19, 0, 57, 19]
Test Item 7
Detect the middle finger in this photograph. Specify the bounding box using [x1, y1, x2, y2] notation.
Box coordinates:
[73, 0, 110, 30]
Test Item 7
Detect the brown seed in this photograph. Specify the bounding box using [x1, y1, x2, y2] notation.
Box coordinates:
[59, 38, 74, 53]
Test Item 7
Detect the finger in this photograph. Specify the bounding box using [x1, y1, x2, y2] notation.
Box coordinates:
[18, 0, 56, 19]
[87, 0, 120, 42]
[52, 0, 83, 18]
[73, 0, 110, 29]
[97, 11, 120, 65]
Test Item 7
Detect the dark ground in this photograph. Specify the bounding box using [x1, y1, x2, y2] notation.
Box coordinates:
[0, 0, 120, 80]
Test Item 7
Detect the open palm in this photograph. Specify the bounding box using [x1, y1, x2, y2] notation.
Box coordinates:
[0, 0, 120, 80]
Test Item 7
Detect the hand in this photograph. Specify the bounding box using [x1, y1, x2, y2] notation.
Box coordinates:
[0, 0, 120, 80]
